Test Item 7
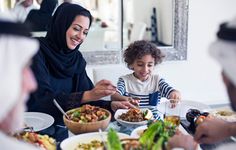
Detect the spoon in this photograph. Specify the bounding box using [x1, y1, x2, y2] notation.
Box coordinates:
[53, 99, 70, 119]
[99, 128, 107, 150]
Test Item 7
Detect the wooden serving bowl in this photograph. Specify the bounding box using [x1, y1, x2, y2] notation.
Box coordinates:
[63, 107, 111, 135]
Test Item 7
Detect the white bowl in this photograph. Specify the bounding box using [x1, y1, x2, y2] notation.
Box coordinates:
[130, 125, 147, 138]
[114, 109, 151, 128]
[60, 131, 130, 150]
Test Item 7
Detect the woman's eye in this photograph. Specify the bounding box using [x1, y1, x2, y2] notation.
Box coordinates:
[83, 32, 88, 36]
[73, 27, 81, 31]
[148, 64, 153, 67]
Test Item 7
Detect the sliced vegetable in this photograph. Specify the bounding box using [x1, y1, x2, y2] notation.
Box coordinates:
[107, 128, 123, 150]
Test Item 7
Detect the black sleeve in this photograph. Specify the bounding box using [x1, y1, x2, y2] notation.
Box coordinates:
[27, 51, 93, 121]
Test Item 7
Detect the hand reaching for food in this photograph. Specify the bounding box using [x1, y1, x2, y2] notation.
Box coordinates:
[128, 97, 140, 107]
[168, 90, 181, 100]
[167, 131, 198, 150]
[194, 117, 234, 144]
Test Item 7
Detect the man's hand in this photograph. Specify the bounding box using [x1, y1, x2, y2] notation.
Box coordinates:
[167, 131, 198, 150]
[194, 117, 232, 144]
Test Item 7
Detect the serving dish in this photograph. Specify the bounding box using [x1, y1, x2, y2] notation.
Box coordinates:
[114, 108, 152, 128]
[63, 105, 111, 134]
[14, 131, 56, 150]
[209, 109, 236, 122]
[60, 131, 130, 150]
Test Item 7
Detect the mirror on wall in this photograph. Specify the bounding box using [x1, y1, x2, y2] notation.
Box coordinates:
[81, 0, 189, 64]
[122, 0, 173, 48]
[0, 0, 189, 64]
[75, 0, 122, 51]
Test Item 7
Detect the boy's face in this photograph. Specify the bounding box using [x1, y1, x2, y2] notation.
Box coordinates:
[131, 54, 155, 81]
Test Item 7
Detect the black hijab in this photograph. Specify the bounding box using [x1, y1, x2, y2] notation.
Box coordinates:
[25, 0, 58, 31]
[38, 3, 93, 78]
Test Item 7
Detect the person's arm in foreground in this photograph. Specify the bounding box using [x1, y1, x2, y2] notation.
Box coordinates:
[194, 117, 236, 144]
[167, 131, 198, 150]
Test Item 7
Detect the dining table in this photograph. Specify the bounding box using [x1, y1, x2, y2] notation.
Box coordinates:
[38, 102, 236, 150]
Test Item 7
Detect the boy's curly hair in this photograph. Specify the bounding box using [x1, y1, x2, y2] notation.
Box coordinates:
[123, 40, 165, 69]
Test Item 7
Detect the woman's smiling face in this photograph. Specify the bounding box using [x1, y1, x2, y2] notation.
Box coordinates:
[66, 15, 90, 50]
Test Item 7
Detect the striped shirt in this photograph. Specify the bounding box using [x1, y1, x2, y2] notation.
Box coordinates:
[116, 73, 174, 119]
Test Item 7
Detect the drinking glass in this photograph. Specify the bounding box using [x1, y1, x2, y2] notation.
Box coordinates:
[164, 99, 181, 126]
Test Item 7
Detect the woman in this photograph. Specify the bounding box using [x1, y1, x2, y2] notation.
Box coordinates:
[0, 17, 39, 149]
[27, 2, 135, 139]
[24, 0, 58, 31]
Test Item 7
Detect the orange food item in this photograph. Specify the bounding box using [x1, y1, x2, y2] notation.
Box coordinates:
[195, 115, 206, 126]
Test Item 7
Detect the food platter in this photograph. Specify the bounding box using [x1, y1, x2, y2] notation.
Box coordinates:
[14, 131, 56, 150]
[114, 109, 151, 128]
[24, 112, 54, 132]
[210, 109, 236, 122]
[60, 131, 130, 150]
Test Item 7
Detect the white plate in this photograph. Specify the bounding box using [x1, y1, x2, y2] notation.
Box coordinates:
[24, 112, 54, 132]
[130, 125, 147, 138]
[60, 131, 130, 150]
[114, 109, 150, 128]
[210, 109, 236, 122]
[130, 123, 188, 138]
[156, 100, 210, 119]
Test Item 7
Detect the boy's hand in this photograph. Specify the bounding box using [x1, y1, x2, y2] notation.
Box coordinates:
[169, 90, 181, 101]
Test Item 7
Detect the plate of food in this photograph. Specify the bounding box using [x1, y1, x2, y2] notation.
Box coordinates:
[60, 131, 130, 150]
[130, 125, 147, 138]
[209, 109, 236, 122]
[24, 112, 54, 132]
[14, 131, 56, 150]
[114, 108, 153, 128]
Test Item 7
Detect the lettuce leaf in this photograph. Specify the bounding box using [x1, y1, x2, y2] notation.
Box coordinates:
[107, 128, 123, 150]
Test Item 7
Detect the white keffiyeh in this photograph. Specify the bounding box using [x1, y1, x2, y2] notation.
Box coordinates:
[209, 40, 236, 86]
[0, 13, 39, 150]
[209, 17, 236, 87]
[0, 35, 38, 122]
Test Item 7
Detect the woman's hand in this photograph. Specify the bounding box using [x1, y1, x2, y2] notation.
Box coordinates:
[82, 80, 116, 102]
[127, 97, 140, 107]
[111, 101, 137, 112]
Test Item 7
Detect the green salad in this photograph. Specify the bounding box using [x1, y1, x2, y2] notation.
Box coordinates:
[107, 120, 177, 150]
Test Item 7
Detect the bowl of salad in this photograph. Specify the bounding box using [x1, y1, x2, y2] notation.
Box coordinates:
[63, 104, 111, 134]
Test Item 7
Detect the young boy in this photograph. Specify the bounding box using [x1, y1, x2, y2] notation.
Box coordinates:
[111, 40, 181, 119]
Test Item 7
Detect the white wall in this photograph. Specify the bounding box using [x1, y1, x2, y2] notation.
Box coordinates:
[86, 0, 236, 105]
